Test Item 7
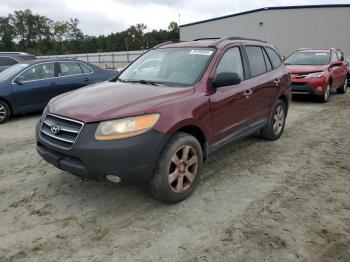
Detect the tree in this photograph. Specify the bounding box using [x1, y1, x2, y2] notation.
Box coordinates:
[0, 9, 181, 54]
[53, 21, 70, 53]
[168, 21, 179, 40]
[68, 18, 84, 53]
[0, 16, 16, 50]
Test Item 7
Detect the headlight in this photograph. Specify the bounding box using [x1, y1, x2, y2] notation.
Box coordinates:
[95, 114, 160, 140]
[305, 72, 324, 78]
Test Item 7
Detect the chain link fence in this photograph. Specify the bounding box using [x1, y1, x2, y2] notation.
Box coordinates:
[39, 50, 146, 69]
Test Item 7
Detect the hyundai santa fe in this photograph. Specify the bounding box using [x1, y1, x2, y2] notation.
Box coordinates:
[285, 48, 349, 102]
[36, 37, 291, 203]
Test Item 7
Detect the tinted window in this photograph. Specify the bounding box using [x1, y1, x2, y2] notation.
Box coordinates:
[215, 47, 244, 80]
[285, 52, 330, 65]
[265, 48, 282, 68]
[79, 63, 92, 73]
[262, 49, 272, 71]
[60, 62, 83, 76]
[0, 57, 18, 66]
[331, 51, 338, 62]
[245, 46, 267, 77]
[20, 63, 55, 81]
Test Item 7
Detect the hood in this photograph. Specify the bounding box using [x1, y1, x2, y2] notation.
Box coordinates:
[286, 64, 328, 74]
[49, 82, 193, 123]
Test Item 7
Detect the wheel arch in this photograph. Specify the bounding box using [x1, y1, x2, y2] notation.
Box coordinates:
[278, 94, 289, 112]
[171, 124, 209, 161]
[0, 97, 12, 115]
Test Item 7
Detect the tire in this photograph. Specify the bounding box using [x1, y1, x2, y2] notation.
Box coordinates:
[149, 132, 203, 203]
[0, 100, 10, 124]
[318, 83, 331, 103]
[337, 78, 348, 94]
[260, 99, 287, 141]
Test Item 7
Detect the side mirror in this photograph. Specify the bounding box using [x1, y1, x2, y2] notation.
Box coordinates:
[339, 56, 345, 62]
[332, 62, 343, 68]
[212, 72, 241, 88]
[14, 76, 24, 85]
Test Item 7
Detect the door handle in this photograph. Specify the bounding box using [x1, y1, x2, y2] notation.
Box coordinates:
[51, 81, 59, 86]
[274, 78, 281, 85]
[244, 89, 253, 97]
[84, 78, 91, 81]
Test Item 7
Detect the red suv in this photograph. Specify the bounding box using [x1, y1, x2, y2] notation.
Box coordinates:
[285, 48, 349, 102]
[36, 37, 291, 203]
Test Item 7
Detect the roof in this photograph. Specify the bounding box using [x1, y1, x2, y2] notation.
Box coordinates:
[0, 52, 32, 55]
[19, 58, 85, 64]
[180, 4, 350, 27]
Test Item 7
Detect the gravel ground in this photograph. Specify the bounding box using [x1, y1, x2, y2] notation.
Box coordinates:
[0, 92, 349, 262]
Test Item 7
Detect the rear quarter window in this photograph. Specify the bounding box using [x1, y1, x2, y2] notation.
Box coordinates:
[265, 47, 282, 68]
[79, 63, 93, 73]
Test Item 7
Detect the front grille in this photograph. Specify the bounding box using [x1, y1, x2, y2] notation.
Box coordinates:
[40, 113, 84, 149]
[291, 82, 308, 86]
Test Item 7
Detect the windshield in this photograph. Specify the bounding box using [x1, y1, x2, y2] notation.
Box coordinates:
[116, 47, 215, 87]
[0, 63, 28, 83]
[285, 52, 330, 65]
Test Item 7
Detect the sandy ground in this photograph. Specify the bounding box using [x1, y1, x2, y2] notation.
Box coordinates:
[0, 92, 349, 262]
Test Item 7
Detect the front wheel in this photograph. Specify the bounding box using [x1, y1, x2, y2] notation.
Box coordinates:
[0, 100, 11, 124]
[149, 132, 203, 203]
[260, 100, 287, 141]
[318, 83, 331, 103]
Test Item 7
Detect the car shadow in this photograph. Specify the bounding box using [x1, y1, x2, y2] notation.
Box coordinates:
[44, 133, 263, 214]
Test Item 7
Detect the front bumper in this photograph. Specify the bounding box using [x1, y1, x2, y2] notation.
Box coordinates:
[36, 121, 169, 184]
[290, 77, 327, 95]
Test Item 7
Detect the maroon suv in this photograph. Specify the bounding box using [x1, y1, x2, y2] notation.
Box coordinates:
[36, 37, 291, 203]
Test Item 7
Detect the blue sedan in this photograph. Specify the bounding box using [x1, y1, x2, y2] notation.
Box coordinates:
[0, 59, 118, 123]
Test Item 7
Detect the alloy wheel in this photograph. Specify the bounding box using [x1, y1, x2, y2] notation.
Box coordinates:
[273, 105, 285, 135]
[324, 84, 330, 101]
[344, 79, 348, 92]
[0, 105, 6, 121]
[168, 145, 198, 193]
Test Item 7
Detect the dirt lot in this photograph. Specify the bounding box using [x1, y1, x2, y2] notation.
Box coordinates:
[0, 92, 349, 262]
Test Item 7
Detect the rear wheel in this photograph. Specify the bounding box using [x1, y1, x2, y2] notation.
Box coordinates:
[149, 132, 203, 203]
[337, 78, 348, 94]
[0, 100, 10, 124]
[260, 100, 287, 141]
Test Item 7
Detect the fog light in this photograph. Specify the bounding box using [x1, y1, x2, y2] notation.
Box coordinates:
[105, 175, 121, 183]
[316, 86, 323, 92]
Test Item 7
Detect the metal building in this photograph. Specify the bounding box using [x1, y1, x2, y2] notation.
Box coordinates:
[180, 5, 350, 56]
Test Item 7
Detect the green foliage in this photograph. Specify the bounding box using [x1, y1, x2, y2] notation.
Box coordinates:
[0, 9, 179, 55]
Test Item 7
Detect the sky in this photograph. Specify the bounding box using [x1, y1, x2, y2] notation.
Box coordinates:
[1, 0, 350, 36]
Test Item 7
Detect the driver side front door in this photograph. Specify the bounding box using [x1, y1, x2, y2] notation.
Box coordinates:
[13, 62, 58, 112]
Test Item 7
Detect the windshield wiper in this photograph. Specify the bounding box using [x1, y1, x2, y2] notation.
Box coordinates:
[115, 78, 127, 83]
[127, 80, 164, 86]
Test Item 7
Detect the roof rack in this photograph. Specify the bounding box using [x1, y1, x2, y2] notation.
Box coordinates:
[226, 37, 267, 43]
[151, 40, 185, 49]
[296, 48, 311, 51]
[193, 37, 221, 41]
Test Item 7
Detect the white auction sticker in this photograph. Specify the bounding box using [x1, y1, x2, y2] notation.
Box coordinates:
[315, 53, 328, 56]
[189, 50, 213, 56]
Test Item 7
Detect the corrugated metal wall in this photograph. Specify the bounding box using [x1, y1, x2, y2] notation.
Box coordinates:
[180, 7, 350, 56]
